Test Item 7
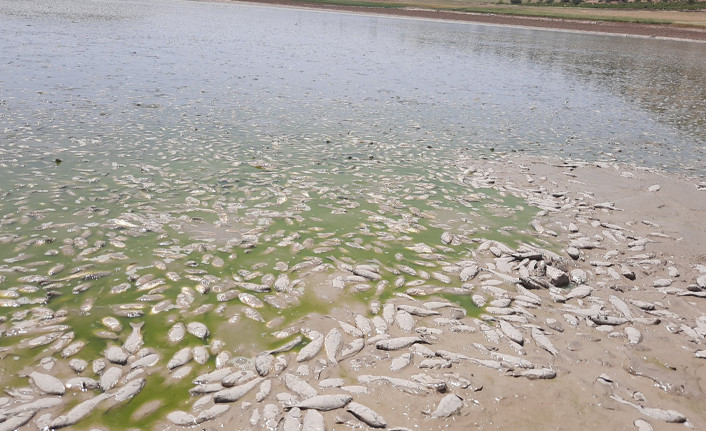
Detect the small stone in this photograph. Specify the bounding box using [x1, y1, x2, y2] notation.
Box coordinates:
[566, 247, 580, 260]
[647, 185, 661, 192]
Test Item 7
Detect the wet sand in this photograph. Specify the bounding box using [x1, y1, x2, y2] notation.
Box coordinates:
[223, 0, 706, 41]
[159, 153, 706, 430]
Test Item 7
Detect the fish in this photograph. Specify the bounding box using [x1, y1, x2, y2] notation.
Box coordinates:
[347, 401, 387, 428]
[288, 394, 352, 411]
[167, 322, 186, 343]
[124, 322, 144, 353]
[168, 347, 193, 370]
[186, 322, 209, 340]
[431, 394, 464, 418]
[324, 328, 343, 364]
[375, 336, 428, 351]
[104, 346, 129, 365]
[49, 393, 111, 429]
[297, 333, 325, 362]
[531, 328, 558, 356]
[114, 378, 146, 402]
[213, 377, 264, 403]
[29, 371, 65, 395]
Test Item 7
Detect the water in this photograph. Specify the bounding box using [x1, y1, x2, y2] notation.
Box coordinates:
[1, 0, 705, 429]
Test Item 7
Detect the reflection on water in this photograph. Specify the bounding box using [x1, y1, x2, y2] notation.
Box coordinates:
[1, 0, 705, 173]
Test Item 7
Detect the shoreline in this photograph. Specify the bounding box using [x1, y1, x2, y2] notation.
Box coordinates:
[214, 0, 706, 41]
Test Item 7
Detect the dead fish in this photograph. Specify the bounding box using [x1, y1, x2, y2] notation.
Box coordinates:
[196, 404, 230, 424]
[192, 346, 209, 364]
[222, 370, 258, 387]
[531, 328, 558, 356]
[0, 410, 35, 430]
[590, 315, 628, 326]
[101, 317, 122, 332]
[297, 334, 324, 363]
[302, 409, 325, 431]
[285, 373, 318, 399]
[104, 346, 129, 365]
[256, 379, 272, 403]
[396, 310, 416, 332]
[288, 394, 352, 411]
[130, 353, 160, 370]
[376, 336, 428, 351]
[324, 328, 343, 365]
[269, 336, 303, 354]
[49, 393, 111, 429]
[114, 377, 146, 402]
[357, 375, 429, 395]
[29, 371, 65, 395]
[397, 305, 440, 317]
[255, 353, 274, 376]
[167, 411, 197, 426]
[124, 322, 144, 353]
[347, 401, 387, 428]
[213, 377, 264, 403]
[168, 348, 193, 370]
[499, 321, 524, 345]
[168, 322, 186, 343]
[239, 292, 264, 308]
[338, 321, 364, 338]
[186, 322, 209, 339]
[512, 368, 556, 380]
[391, 353, 413, 371]
[99, 366, 123, 392]
[611, 395, 687, 423]
[430, 394, 464, 418]
[339, 338, 365, 359]
[283, 407, 302, 431]
[61, 341, 86, 358]
[243, 307, 265, 322]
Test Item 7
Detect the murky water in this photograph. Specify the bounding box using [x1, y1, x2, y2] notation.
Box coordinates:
[1, 0, 705, 429]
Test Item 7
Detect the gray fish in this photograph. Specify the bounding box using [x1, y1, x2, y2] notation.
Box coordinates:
[347, 401, 387, 428]
[255, 353, 274, 376]
[104, 346, 129, 365]
[324, 328, 343, 365]
[302, 409, 325, 431]
[297, 334, 324, 363]
[49, 393, 111, 429]
[167, 411, 197, 426]
[512, 368, 556, 380]
[431, 394, 464, 418]
[99, 367, 123, 392]
[168, 347, 193, 370]
[196, 404, 230, 424]
[283, 407, 302, 431]
[29, 371, 65, 395]
[285, 373, 318, 399]
[0, 410, 35, 431]
[375, 336, 428, 351]
[168, 322, 186, 343]
[186, 322, 209, 340]
[114, 377, 146, 402]
[124, 322, 144, 354]
[213, 377, 264, 403]
[289, 394, 352, 411]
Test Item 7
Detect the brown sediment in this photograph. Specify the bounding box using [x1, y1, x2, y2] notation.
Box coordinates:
[214, 0, 706, 41]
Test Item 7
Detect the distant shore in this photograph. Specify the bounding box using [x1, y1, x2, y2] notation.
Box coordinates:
[211, 0, 706, 41]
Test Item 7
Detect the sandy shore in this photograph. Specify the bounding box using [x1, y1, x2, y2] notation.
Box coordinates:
[152, 154, 706, 430]
[221, 0, 706, 41]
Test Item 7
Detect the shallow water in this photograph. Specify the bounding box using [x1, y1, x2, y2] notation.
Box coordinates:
[1, 0, 705, 429]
